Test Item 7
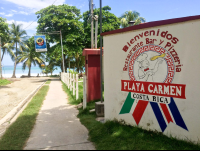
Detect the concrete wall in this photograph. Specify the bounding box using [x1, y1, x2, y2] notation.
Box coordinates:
[103, 18, 200, 144]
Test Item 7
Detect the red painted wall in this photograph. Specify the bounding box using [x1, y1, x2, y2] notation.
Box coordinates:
[87, 55, 101, 102]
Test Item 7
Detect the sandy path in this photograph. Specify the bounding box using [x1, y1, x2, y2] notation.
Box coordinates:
[0, 77, 50, 120]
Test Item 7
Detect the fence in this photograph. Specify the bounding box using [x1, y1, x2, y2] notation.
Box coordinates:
[61, 72, 79, 100]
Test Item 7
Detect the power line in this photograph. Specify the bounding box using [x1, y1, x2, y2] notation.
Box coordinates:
[23, 0, 58, 30]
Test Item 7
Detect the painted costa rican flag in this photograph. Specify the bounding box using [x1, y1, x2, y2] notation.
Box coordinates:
[120, 92, 188, 132]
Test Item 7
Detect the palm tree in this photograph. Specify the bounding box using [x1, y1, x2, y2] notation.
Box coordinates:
[2, 43, 16, 62]
[9, 22, 27, 78]
[120, 11, 146, 28]
[0, 17, 10, 61]
[2, 39, 16, 62]
[17, 37, 45, 77]
[73, 50, 85, 73]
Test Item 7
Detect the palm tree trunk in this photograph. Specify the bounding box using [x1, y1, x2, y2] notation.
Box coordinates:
[12, 43, 17, 78]
[12, 61, 17, 78]
[28, 64, 31, 77]
[77, 57, 80, 73]
[1, 46, 5, 61]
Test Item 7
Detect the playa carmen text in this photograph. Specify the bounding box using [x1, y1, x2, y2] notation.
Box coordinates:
[121, 80, 186, 100]
[122, 29, 182, 72]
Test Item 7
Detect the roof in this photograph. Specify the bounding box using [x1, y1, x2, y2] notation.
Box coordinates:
[82, 48, 104, 56]
[101, 15, 200, 36]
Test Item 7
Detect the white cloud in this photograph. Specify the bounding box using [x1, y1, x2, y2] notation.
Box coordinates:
[1, 7, 4, 9]
[5, 14, 13, 17]
[7, 20, 38, 31]
[4, 0, 65, 12]
[19, 11, 29, 15]
[10, 10, 29, 15]
[0, 12, 13, 17]
[11, 10, 17, 13]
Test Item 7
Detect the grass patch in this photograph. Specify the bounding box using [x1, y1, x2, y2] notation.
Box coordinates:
[45, 79, 51, 84]
[62, 81, 83, 105]
[49, 75, 59, 77]
[0, 79, 11, 86]
[0, 85, 49, 150]
[62, 81, 200, 150]
[78, 107, 200, 150]
[78, 78, 83, 82]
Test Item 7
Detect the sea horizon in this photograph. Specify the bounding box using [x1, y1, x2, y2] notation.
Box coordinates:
[1, 65, 62, 78]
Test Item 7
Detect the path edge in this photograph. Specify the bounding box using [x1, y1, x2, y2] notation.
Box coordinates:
[0, 80, 47, 137]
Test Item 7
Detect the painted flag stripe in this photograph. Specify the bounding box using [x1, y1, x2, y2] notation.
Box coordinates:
[132, 100, 149, 125]
[150, 102, 167, 132]
[168, 98, 188, 131]
[119, 92, 135, 114]
[160, 103, 173, 124]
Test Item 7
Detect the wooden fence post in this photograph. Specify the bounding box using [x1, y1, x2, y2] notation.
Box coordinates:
[67, 73, 69, 87]
[65, 73, 67, 85]
[73, 74, 75, 95]
[83, 75, 87, 109]
[68, 73, 70, 89]
[63, 73, 66, 84]
[76, 74, 79, 100]
[70, 73, 72, 91]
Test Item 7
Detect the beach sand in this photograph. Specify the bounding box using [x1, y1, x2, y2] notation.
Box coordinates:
[0, 77, 52, 121]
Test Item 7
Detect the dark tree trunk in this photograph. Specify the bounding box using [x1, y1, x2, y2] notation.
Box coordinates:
[1, 46, 5, 61]
[68, 57, 70, 73]
[77, 57, 80, 73]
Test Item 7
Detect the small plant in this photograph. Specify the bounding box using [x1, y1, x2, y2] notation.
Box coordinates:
[69, 69, 78, 74]
[0, 79, 11, 86]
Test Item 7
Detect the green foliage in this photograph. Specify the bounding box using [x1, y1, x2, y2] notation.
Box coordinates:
[0, 79, 11, 86]
[49, 74, 59, 77]
[0, 85, 49, 150]
[41, 66, 51, 76]
[17, 37, 45, 77]
[43, 61, 58, 76]
[120, 11, 146, 28]
[83, 6, 121, 48]
[62, 81, 83, 105]
[0, 17, 9, 44]
[0, 17, 12, 62]
[6, 22, 28, 78]
[36, 4, 85, 72]
[69, 69, 78, 74]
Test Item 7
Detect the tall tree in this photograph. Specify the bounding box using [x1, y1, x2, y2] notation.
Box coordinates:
[83, 6, 121, 48]
[120, 11, 145, 28]
[17, 37, 45, 77]
[36, 4, 85, 72]
[0, 17, 10, 61]
[9, 22, 27, 78]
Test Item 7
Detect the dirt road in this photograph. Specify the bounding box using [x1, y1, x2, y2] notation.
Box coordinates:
[0, 77, 50, 120]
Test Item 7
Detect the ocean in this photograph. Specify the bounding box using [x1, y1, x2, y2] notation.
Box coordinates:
[1, 65, 62, 78]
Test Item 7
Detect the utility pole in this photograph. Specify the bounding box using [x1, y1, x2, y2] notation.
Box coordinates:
[0, 37, 2, 80]
[0, 37, 2, 79]
[60, 30, 65, 73]
[37, 31, 65, 73]
[94, 15, 98, 49]
[91, 0, 94, 49]
[100, 0, 103, 103]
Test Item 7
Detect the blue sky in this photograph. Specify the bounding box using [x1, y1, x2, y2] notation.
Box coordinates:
[1, 0, 200, 65]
